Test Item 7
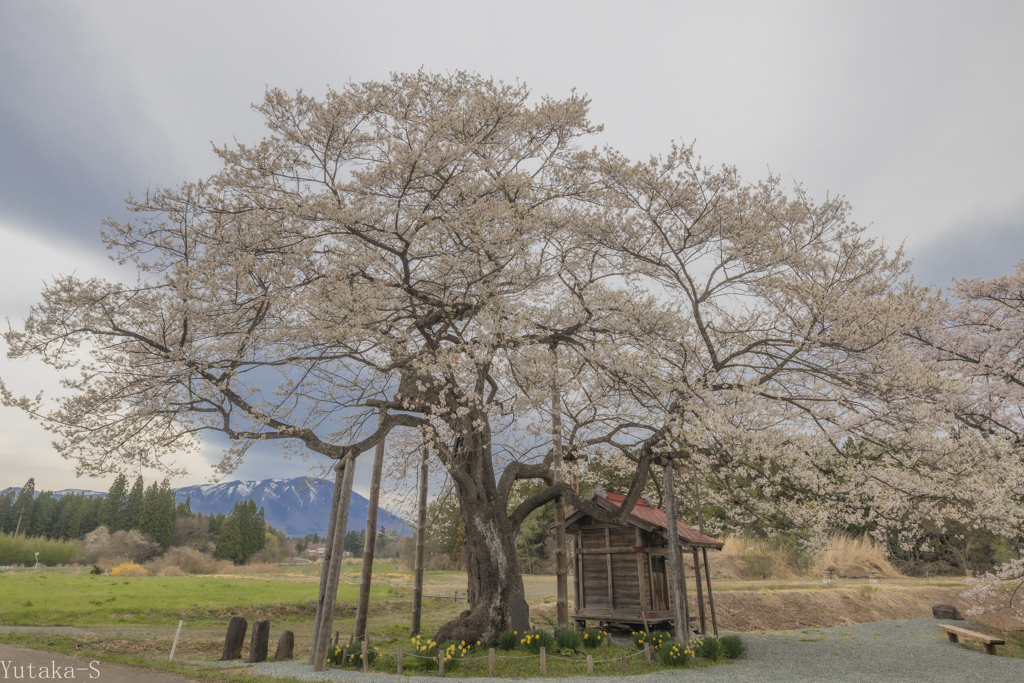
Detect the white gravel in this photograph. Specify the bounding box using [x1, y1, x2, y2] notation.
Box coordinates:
[190, 619, 1024, 683]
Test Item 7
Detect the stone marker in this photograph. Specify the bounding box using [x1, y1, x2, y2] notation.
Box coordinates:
[932, 604, 964, 620]
[250, 618, 270, 663]
[510, 591, 530, 635]
[274, 630, 295, 661]
[221, 616, 248, 660]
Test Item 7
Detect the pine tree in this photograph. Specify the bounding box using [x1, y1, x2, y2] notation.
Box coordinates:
[29, 491, 58, 538]
[213, 499, 266, 564]
[10, 478, 35, 536]
[176, 495, 191, 517]
[101, 474, 129, 531]
[53, 495, 83, 540]
[214, 507, 242, 563]
[0, 489, 15, 534]
[124, 476, 145, 530]
[78, 496, 101, 537]
[138, 479, 176, 549]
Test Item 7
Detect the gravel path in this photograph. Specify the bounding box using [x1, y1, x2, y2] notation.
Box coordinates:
[192, 619, 1023, 683]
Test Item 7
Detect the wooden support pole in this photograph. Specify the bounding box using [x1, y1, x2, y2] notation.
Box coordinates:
[309, 461, 345, 664]
[355, 409, 387, 643]
[692, 548, 706, 634]
[438, 651, 445, 677]
[620, 650, 627, 674]
[644, 642, 651, 665]
[551, 347, 569, 631]
[540, 646, 547, 675]
[362, 640, 368, 672]
[586, 654, 594, 674]
[702, 547, 719, 636]
[488, 647, 495, 676]
[312, 453, 357, 671]
[663, 463, 689, 643]
[411, 446, 429, 636]
[397, 644, 403, 675]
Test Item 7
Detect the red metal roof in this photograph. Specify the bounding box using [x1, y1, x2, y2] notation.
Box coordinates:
[596, 492, 724, 549]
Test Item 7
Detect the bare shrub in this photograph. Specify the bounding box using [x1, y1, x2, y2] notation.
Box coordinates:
[169, 516, 215, 553]
[146, 546, 218, 575]
[80, 526, 159, 564]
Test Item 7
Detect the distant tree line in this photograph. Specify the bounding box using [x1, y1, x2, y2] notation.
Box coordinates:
[1, 476, 278, 564]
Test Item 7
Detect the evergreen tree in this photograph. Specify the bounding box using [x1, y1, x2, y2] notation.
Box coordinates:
[139, 478, 176, 549]
[53, 494, 83, 540]
[213, 499, 266, 564]
[0, 489, 15, 534]
[9, 478, 35, 536]
[78, 496, 102, 537]
[124, 476, 145, 530]
[176, 495, 191, 517]
[101, 474, 129, 531]
[29, 491, 58, 538]
[208, 512, 225, 536]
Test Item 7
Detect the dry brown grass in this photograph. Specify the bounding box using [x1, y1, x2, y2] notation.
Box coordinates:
[710, 534, 902, 580]
[812, 534, 901, 578]
[716, 535, 803, 579]
[145, 546, 218, 575]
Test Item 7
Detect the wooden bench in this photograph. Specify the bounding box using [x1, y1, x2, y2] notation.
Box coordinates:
[938, 624, 1005, 655]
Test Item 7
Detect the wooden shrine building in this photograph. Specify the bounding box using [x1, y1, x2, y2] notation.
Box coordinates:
[565, 491, 724, 633]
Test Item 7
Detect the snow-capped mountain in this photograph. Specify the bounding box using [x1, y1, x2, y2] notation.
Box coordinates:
[174, 477, 411, 537]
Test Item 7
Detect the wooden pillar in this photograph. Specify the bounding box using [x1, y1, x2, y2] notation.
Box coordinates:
[551, 347, 569, 630]
[605, 528, 614, 607]
[635, 527, 648, 613]
[312, 453, 357, 671]
[692, 548, 706, 634]
[702, 547, 718, 636]
[663, 462, 689, 643]
[309, 460, 345, 665]
[411, 446, 429, 636]
[355, 409, 387, 643]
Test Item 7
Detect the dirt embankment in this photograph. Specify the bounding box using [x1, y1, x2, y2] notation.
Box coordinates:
[709, 586, 969, 631]
[535, 584, 1005, 632]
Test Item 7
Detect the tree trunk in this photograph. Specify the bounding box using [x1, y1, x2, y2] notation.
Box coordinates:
[354, 411, 386, 642]
[433, 427, 525, 645]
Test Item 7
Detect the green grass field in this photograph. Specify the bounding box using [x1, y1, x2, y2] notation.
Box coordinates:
[0, 572, 400, 627]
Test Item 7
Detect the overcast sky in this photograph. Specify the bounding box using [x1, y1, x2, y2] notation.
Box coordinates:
[1, 0, 1022, 496]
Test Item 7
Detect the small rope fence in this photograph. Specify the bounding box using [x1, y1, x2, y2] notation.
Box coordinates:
[329, 643, 651, 677]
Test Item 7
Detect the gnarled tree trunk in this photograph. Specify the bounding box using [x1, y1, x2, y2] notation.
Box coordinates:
[432, 427, 525, 644]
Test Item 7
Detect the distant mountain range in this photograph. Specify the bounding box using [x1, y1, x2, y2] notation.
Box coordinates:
[4, 477, 410, 537]
[174, 477, 411, 537]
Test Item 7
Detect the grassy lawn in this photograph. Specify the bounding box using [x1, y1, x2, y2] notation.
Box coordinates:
[0, 572, 401, 627]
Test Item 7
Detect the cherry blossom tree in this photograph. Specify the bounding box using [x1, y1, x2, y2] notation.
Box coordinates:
[910, 263, 1024, 621]
[4, 71, 1011, 642]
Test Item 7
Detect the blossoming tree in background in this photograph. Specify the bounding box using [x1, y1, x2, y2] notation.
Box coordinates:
[911, 263, 1024, 620]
